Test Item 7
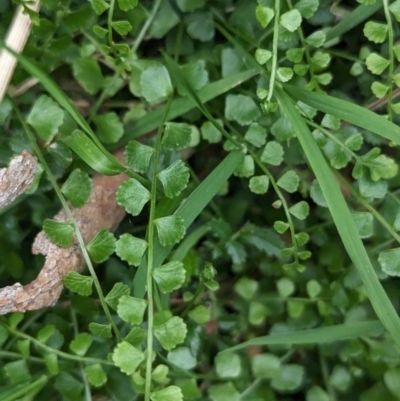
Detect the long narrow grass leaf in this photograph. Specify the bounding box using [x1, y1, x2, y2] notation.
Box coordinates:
[284, 84, 400, 143]
[276, 87, 400, 346]
[0, 42, 122, 170]
[133, 150, 244, 297]
[61, 130, 125, 175]
[325, 0, 382, 42]
[120, 69, 259, 146]
[224, 321, 384, 352]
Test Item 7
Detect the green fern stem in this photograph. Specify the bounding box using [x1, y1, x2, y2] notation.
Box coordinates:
[108, 0, 116, 45]
[382, 0, 395, 121]
[144, 96, 173, 401]
[12, 102, 122, 342]
[267, 0, 282, 102]
[285, 0, 320, 91]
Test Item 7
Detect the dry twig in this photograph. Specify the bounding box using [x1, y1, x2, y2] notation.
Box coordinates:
[0, 170, 128, 314]
[0, 150, 38, 209]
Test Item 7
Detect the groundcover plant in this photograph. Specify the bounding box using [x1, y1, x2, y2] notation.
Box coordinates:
[1, 0, 400, 399]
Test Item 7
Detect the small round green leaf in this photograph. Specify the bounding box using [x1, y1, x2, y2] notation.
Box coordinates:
[368, 154, 398, 181]
[87, 229, 116, 263]
[305, 30, 326, 47]
[93, 25, 108, 38]
[158, 160, 190, 198]
[61, 169, 92, 208]
[64, 272, 93, 296]
[141, 65, 173, 103]
[295, 0, 319, 18]
[371, 81, 389, 99]
[252, 353, 281, 379]
[117, 295, 147, 325]
[93, 112, 124, 144]
[310, 179, 328, 207]
[249, 301, 269, 325]
[280, 10, 302, 32]
[162, 122, 192, 150]
[151, 385, 183, 401]
[363, 21, 388, 43]
[72, 57, 104, 95]
[249, 175, 270, 194]
[124, 140, 154, 173]
[277, 67, 293, 82]
[118, 0, 138, 12]
[234, 277, 258, 300]
[274, 220, 289, 234]
[287, 48, 304, 63]
[84, 364, 107, 387]
[384, 368, 400, 397]
[295, 232, 309, 246]
[366, 53, 390, 75]
[225, 94, 261, 126]
[289, 201, 310, 220]
[111, 20, 132, 35]
[234, 155, 254, 178]
[105, 282, 130, 310]
[261, 141, 284, 165]
[255, 6, 275, 28]
[154, 215, 186, 246]
[112, 341, 144, 375]
[201, 120, 222, 143]
[277, 277, 295, 298]
[188, 305, 210, 324]
[167, 348, 197, 370]
[208, 382, 240, 401]
[244, 123, 267, 147]
[389, 0, 400, 21]
[180, 59, 209, 92]
[352, 212, 373, 239]
[255, 48, 272, 65]
[43, 219, 74, 248]
[186, 12, 215, 42]
[115, 233, 148, 266]
[277, 170, 300, 193]
[378, 248, 400, 276]
[154, 316, 187, 351]
[329, 365, 352, 392]
[116, 178, 151, 216]
[306, 280, 322, 298]
[306, 386, 330, 401]
[27, 95, 64, 141]
[271, 364, 304, 391]
[89, 323, 112, 338]
[90, 0, 109, 15]
[70, 333, 92, 356]
[153, 261, 186, 293]
[177, 0, 206, 12]
[215, 352, 241, 378]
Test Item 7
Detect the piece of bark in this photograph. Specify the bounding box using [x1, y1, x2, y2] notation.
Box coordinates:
[0, 150, 38, 209]
[0, 169, 128, 314]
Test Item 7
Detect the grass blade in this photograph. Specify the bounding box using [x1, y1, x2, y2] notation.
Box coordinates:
[276, 87, 400, 347]
[119, 69, 259, 146]
[133, 150, 244, 297]
[0, 42, 122, 170]
[325, 0, 382, 42]
[61, 130, 124, 175]
[224, 321, 384, 352]
[284, 84, 400, 143]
